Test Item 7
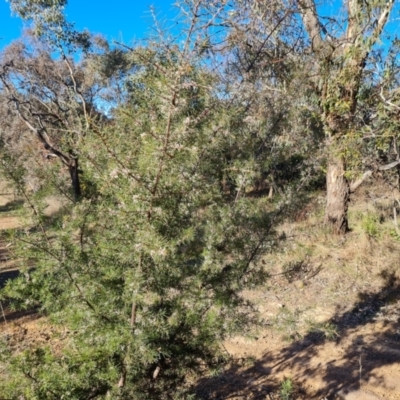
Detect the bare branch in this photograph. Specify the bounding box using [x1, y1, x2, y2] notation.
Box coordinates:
[370, 0, 395, 48]
[63, 55, 89, 129]
[350, 170, 373, 192]
[296, 0, 324, 51]
[11, 100, 71, 166]
[350, 160, 400, 193]
[380, 87, 400, 111]
[346, 0, 362, 41]
[378, 159, 400, 172]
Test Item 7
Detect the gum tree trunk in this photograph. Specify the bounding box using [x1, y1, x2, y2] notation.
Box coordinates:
[296, 0, 394, 235]
[325, 155, 349, 234]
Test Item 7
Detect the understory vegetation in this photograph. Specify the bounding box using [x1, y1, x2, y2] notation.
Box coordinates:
[0, 0, 399, 399]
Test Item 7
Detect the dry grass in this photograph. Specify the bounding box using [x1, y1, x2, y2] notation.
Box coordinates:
[204, 182, 400, 399]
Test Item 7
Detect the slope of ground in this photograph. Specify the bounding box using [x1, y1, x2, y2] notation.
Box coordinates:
[1, 181, 399, 399]
[196, 184, 400, 399]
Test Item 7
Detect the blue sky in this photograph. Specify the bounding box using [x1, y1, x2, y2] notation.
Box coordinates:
[1, 0, 178, 49]
[1, 0, 398, 51]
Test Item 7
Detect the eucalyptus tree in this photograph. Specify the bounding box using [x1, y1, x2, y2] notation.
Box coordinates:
[295, 0, 397, 233]
[221, 0, 399, 233]
[0, 32, 134, 200]
[7, 0, 90, 51]
[0, 38, 88, 199]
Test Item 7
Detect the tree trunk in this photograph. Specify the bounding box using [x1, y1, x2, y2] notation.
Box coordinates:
[69, 158, 82, 201]
[325, 155, 349, 234]
[296, 0, 394, 236]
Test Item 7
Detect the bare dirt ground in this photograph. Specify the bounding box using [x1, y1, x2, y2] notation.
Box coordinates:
[198, 273, 400, 399]
[0, 182, 399, 399]
[196, 186, 400, 399]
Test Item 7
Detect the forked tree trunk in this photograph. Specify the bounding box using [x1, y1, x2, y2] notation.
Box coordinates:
[296, 0, 394, 235]
[325, 155, 349, 234]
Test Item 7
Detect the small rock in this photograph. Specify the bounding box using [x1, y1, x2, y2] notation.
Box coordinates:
[294, 280, 305, 289]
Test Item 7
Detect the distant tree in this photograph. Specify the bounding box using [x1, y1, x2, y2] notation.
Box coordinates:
[7, 0, 90, 51]
[214, 0, 324, 196]
[0, 32, 132, 200]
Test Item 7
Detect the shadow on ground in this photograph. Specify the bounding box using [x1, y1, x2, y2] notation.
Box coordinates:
[0, 199, 24, 214]
[195, 271, 400, 399]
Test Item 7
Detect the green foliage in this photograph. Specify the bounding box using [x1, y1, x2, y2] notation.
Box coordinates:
[280, 377, 294, 400]
[0, 34, 301, 398]
[307, 322, 339, 341]
[361, 212, 380, 238]
[7, 0, 91, 52]
[273, 307, 303, 342]
[389, 229, 400, 242]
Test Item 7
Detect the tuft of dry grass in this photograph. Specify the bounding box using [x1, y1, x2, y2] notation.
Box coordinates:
[252, 183, 400, 340]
